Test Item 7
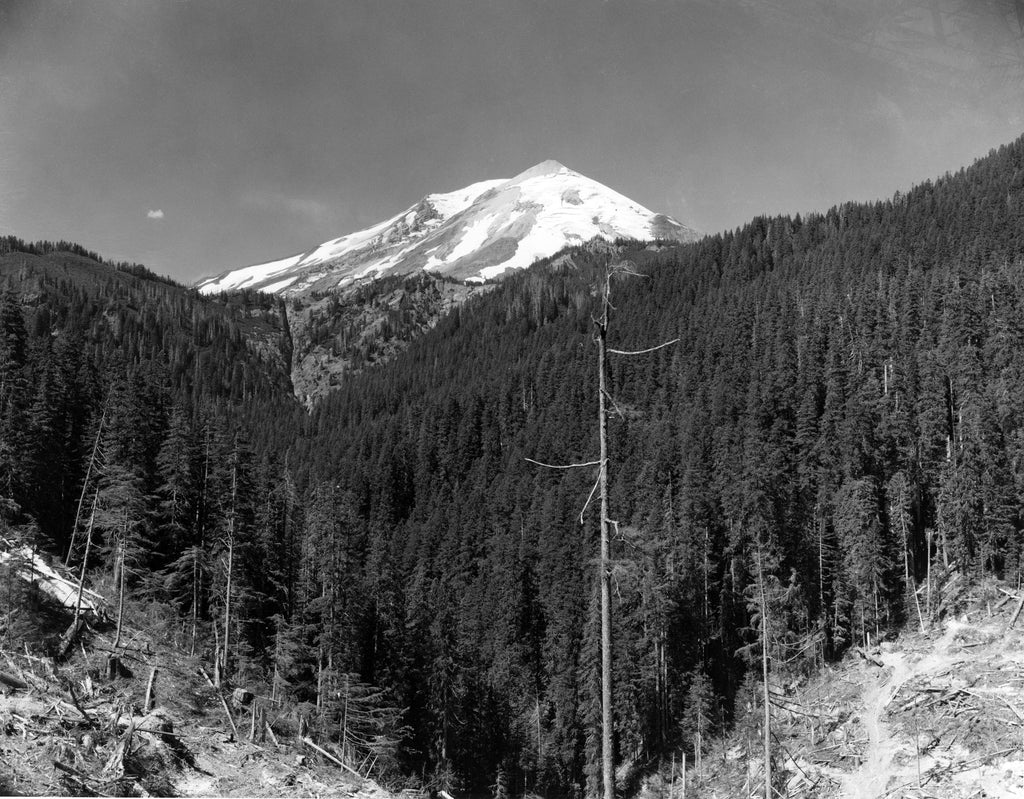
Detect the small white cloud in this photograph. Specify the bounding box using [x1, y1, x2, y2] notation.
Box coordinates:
[147, 209, 165, 220]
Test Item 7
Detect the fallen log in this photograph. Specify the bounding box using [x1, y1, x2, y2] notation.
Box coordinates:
[0, 546, 104, 613]
[1008, 593, 1024, 631]
[115, 708, 177, 735]
[198, 668, 239, 741]
[52, 759, 91, 780]
[143, 667, 157, 713]
[301, 735, 363, 779]
[0, 670, 29, 691]
[58, 618, 86, 661]
[92, 642, 152, 658]
[855, 648, 885, 668]
[67, 684, 97, 728]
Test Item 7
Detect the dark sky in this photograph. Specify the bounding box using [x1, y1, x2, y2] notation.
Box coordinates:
[2, 0, 1023, 283]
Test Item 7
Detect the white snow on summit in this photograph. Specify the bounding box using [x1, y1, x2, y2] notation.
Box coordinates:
[426, 179, 506, 218]
[468, 162, 670, 280]
[196, 161, 697, 295]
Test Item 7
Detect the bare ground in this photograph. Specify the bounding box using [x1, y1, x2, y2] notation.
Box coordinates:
[0, 615, 408, 798]
[670, 577, 1024, 799]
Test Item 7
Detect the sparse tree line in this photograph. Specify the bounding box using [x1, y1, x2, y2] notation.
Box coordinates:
[2, 136, 1024, 794]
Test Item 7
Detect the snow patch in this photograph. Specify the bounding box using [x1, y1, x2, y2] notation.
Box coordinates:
[446, 214, 499, 263]
[261, 275, 300, 293]
[197, 252, 303, 294]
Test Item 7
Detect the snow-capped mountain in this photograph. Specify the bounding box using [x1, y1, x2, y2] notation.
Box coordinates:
[197, 160, 698, 295]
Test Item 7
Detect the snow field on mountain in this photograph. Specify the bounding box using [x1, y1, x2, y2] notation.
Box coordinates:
[446, 213, 500, 263]
[426, 179, 506, 217]
[301, 214, 401, 267]
[196, 161, 697, 294]
[261, 274, 301, 293]
[199, 251, 303, 293]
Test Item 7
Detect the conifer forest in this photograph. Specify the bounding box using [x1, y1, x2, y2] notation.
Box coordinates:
[4, 135, 1024, 795]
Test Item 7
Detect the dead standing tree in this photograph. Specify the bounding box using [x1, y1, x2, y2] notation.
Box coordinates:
[65, 402, 107, 568]
[528, 261, 677, 799]
[219, 438, 241, 686]
[59, 488, 100, 659]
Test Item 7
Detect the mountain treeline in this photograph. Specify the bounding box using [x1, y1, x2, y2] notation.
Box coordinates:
[3, 135, 1024, 794]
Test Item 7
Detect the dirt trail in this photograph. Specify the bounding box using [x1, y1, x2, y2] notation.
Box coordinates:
[840, 623, 962, 799]
[841, 651, 909, 799]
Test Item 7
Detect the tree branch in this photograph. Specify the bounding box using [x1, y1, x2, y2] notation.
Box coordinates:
[525, 457, 602, 470]
[578, 463, 605, 523]
[302, 736, 363, 779]
[608, 338, 680, 356]
[602, 388, 625, 419]
[608, 518, 623, 540]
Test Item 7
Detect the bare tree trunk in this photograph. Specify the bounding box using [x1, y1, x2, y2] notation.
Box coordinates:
[190, 546, 198, 657]
[212, 619, 221, 687]
[66, 405, 106, 567]
[597, 302, 614, 799]
[817, 511, 829, 661]
[341, 673, 350, 760]
[899, 494, 925, 633]
[696, 716, 703, 780]
[114, 542, 126, 648]
[223, 536, 233, 680]
[317, 583, 327, 712]
[873, 579, 879, 642]
[193, 427, 211, 658]
[535, 693, 542, 780]
[143, 667, 157, 713]
[525, 263, 674, 799]
[72, 490, 100, 628]
[756, 545, 771, 799]
[926, 528, 932, 618]
[703, 526, 710, 654]
[222, 448, 238, 682]
[272, 634, 280, 704]
[315, 650, 323, 713]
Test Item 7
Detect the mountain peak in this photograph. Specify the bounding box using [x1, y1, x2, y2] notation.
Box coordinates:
[197, 163, 698, 295]
[510, 160, 572, 182]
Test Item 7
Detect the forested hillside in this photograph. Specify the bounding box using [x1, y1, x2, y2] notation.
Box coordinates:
[282, 134, 1024, 793]
[3, 134, 1024, 796]
[0, 241, 299, 675]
